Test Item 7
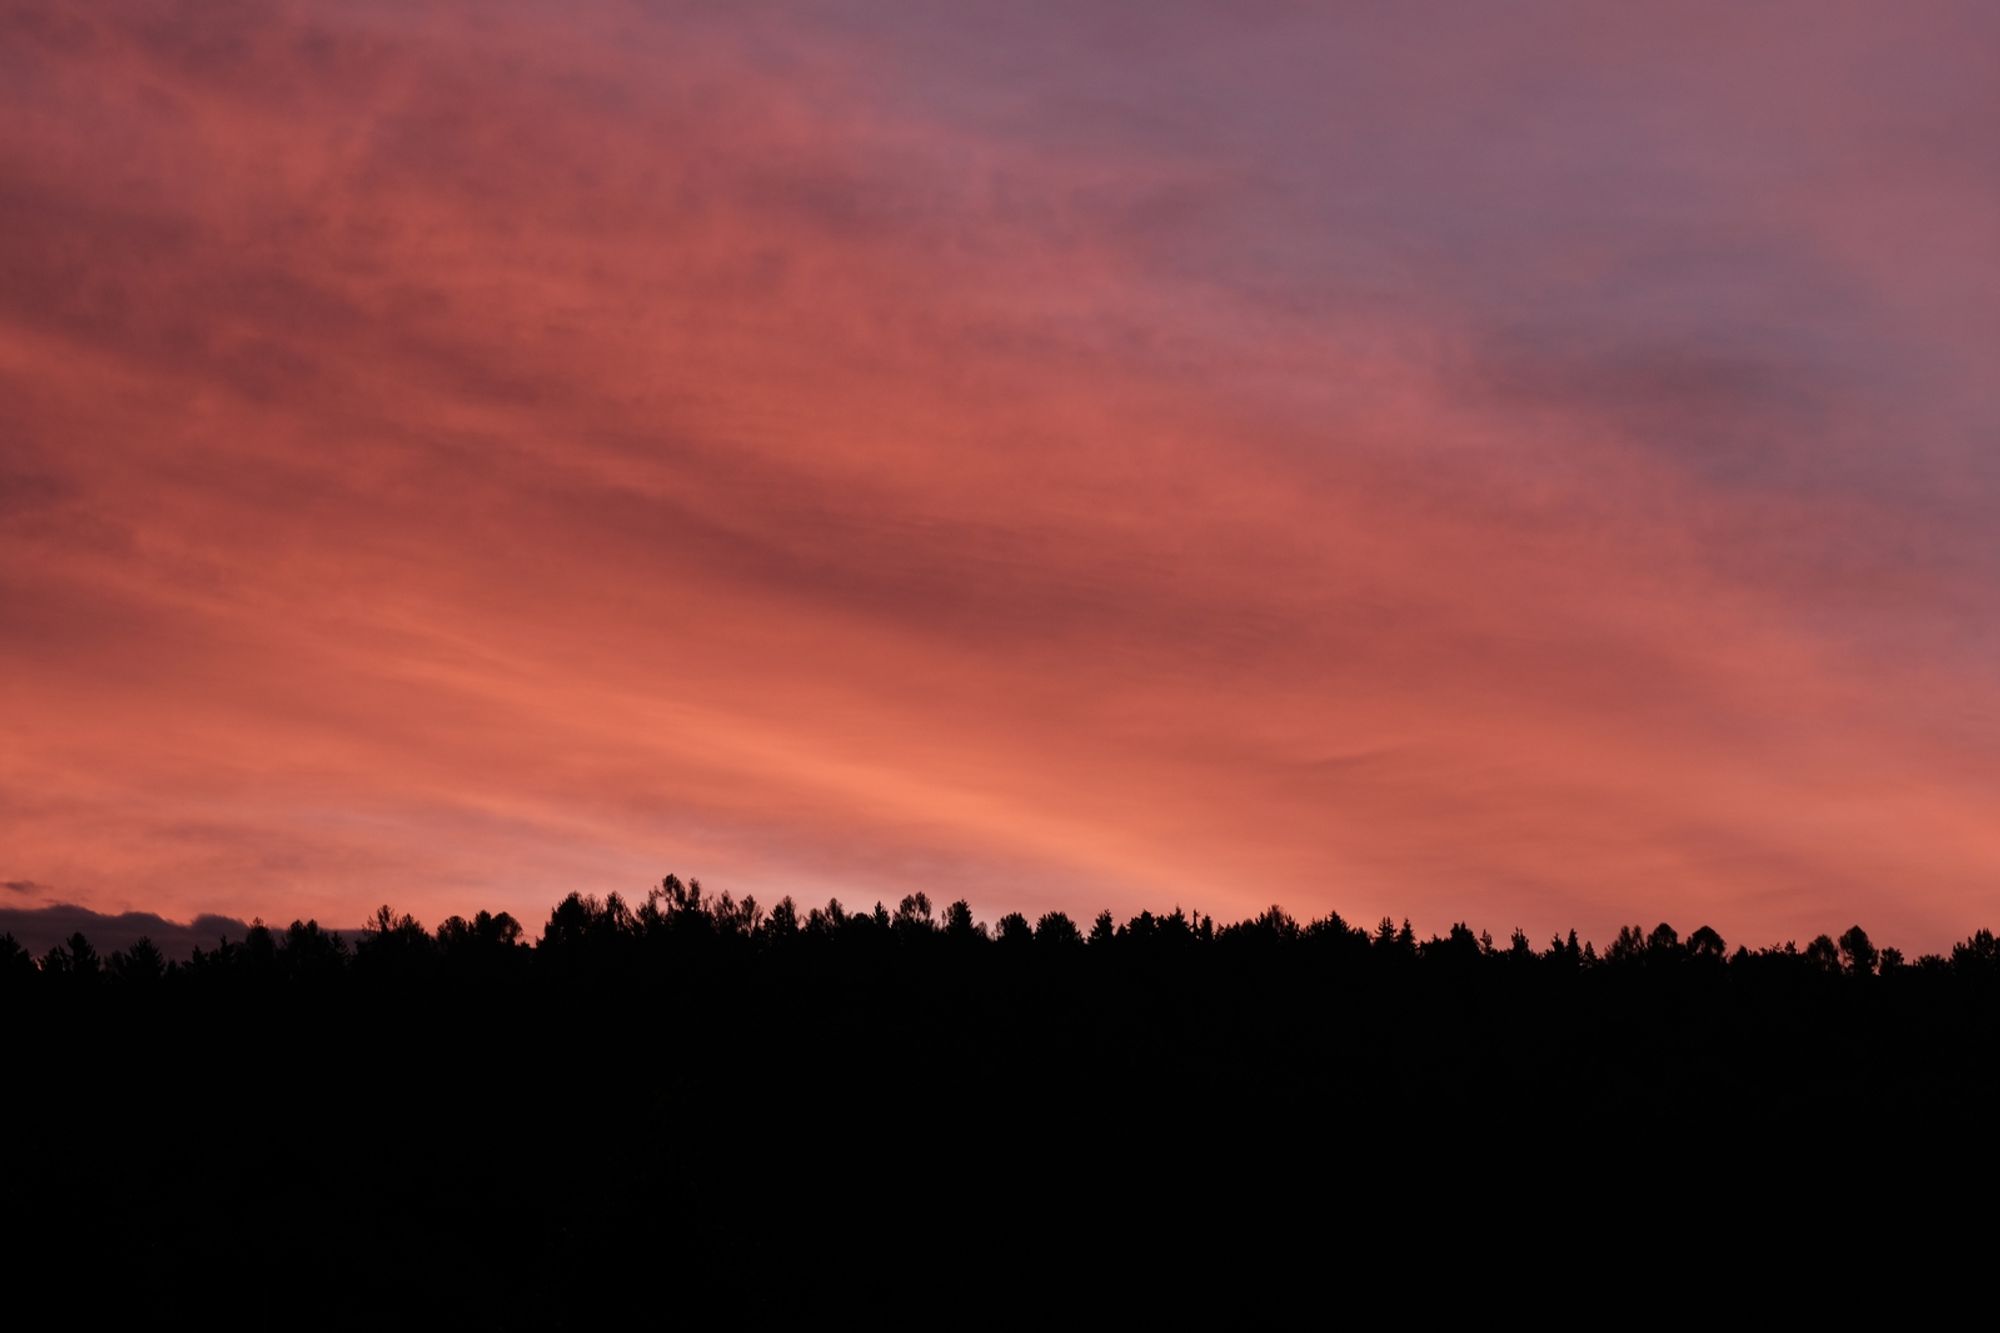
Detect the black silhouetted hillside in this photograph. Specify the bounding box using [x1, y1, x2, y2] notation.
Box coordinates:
[6, 875, 1996, 1314]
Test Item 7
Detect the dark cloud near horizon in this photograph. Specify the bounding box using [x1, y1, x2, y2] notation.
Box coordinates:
[0, 901, 353, 960]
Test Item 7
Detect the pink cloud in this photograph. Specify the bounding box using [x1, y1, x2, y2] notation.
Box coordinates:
[3, 2, 1998, 950]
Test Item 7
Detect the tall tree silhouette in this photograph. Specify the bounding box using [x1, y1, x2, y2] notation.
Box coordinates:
[1838, 925, 1879, 977]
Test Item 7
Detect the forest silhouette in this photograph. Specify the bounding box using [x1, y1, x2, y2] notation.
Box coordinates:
[10, 874, 1998, 1312]
[7, 873, 1992, 993]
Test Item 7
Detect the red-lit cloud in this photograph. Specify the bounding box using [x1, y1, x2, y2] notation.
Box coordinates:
[4, 1, 1999, 949]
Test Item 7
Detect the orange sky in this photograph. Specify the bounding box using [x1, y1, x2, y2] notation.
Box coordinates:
[4, 1, 1999, 949]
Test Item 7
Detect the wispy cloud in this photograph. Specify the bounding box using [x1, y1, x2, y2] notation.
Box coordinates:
[2, 2, 1997, 947]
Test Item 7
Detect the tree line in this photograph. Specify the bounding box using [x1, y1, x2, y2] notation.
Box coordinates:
[8, 871, 1998, 988]
[12, 871, 1998, 1313]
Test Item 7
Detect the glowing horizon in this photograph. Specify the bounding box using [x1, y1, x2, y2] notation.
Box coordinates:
[4, 2, 1999, 950]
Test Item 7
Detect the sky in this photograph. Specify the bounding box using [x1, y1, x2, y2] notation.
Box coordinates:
[3, 1, 1998, 951]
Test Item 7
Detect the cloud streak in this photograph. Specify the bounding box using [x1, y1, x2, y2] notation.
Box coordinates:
[2, 1, 1998, 948]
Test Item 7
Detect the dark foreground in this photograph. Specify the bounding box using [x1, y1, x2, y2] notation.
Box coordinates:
[7, 882, 1997, 1314]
